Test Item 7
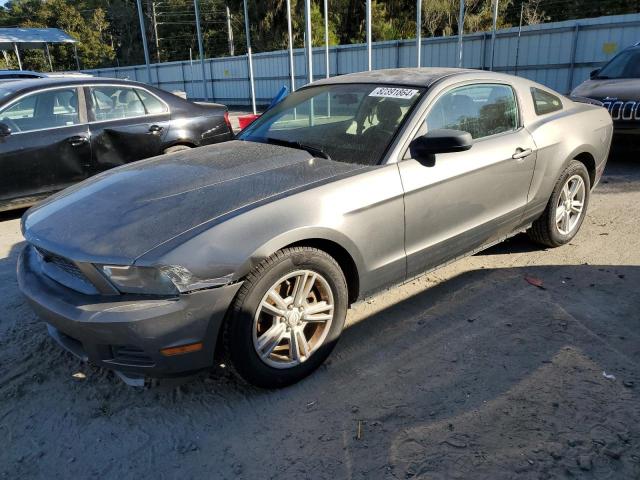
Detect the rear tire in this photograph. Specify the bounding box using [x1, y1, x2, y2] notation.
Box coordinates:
[223, 247, 348, 388]
[528, 160, 590, 248]
[164, 145, 192, 154]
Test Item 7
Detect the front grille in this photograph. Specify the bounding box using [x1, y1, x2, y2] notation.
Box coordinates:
[110, 345, 155, 367]
[601, 99, 640, 123]
[35, 246, 98, 295]
[38, 248, 84, 279]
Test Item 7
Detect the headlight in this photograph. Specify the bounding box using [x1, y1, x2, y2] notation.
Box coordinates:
[98, 264, 233, 295]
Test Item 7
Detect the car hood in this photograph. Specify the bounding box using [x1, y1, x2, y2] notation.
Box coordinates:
[23, 140, 365, 265]
[571, 78, 640, 100]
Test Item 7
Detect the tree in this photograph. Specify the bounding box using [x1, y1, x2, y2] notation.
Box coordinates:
[0, 0, 115, 70]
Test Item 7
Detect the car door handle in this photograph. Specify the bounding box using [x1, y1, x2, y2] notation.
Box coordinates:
[67, 135, 89, 147]
[512, 148, 533, 160]
[148, 125, 163, 133]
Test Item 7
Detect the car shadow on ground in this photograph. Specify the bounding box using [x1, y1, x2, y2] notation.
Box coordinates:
[1, 259, 639, 478]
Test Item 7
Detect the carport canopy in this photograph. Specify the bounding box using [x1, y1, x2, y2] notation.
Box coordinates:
[0, 28, 78, 71]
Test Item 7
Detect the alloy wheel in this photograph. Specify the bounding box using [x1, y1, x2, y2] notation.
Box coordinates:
[252, 270, 335, 369]
[556, 174, 586, 235]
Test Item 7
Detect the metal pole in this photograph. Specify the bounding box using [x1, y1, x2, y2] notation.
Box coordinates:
[13, 43, 22, 70]
[189, 47, 194, 96]
[152, 1, 161, 63]
[73, 44, 80, 70]
[514, 2, 524, 75]
[416, 0, 422, 67]
[286, 0, 295, 90]
[458, 0, 464, 67]
[566, 23, 580, 93]
[324, 0, 329, 78]
[489, 0, 498, 70]
[243, 0, 257, 114]
[226, 5, 235, 56]
[304, 0, 313, 84]
[366, 0, 372, 70]
[193, 0, 209, 100]
[45, 43, 53, 71]
[136, 0, 152, 82]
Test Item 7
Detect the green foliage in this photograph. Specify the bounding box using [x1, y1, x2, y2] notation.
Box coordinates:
[0, 0, 638, 70]
[0, 0, 115, 70]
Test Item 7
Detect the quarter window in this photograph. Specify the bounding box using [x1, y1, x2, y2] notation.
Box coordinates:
[426, 84, 518, 140]
[88, 86, 147, 121]
[0, 88, 79, 133]
[136, 89, 167, 114]
[531, 88, 563, 115]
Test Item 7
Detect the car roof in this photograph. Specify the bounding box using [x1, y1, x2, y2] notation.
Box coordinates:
[0, 69, 46, 78]
[308, 67, 479, 88]
[0, 76, 157, 97]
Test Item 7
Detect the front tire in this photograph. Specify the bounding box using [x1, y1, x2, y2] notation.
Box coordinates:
[223, 247, 348, 388]
[528, 160, 590, 247]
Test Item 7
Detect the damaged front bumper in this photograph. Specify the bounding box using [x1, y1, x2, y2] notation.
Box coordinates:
[17, 244, 242, 386]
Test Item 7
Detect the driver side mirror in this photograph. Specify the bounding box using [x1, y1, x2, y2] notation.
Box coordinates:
[0, 122, 11, 137]
[590, 68, 601, 79]
[409, 129, 473, 165]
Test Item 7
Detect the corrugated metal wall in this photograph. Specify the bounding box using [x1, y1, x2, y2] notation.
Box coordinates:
[83, 12, 640, 106]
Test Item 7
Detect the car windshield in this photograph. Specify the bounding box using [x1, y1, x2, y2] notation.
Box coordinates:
[596, 49, 640, 79]
[238, 83, 424, 165]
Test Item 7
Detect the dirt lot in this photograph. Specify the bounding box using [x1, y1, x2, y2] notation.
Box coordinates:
[1, 157, 639, 479]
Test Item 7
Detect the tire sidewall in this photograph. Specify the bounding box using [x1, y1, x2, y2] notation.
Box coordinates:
[546, 161, 591, 245]
[228, 248, 347, 388]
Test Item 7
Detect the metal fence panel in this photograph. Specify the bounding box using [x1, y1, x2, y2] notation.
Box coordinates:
[82, 12, 640, 106]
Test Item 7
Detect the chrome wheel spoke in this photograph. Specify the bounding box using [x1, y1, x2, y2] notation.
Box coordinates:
[555, 206, 565, 223]
[295, 328, 310, 360]
[571, 200, 583, 213]
[260, 300, 286, 318]
[289, 328, 300, 363]
[303, 301, 333, 322]
[257, 322, 286, 358]
[267, 289, 288, 311]
[568, 179, 579, 198]
[292, 272, 316, 307]
[301, 273, 317, 304]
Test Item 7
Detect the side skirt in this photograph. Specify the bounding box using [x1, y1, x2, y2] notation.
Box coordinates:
[353, 224, 532, 307]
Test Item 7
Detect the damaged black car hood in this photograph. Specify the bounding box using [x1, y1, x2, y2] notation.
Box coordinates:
[22, 140, 364, 265]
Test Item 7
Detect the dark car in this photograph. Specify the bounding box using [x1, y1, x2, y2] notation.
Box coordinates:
[0, 77, 233, 211]
[571, 42, 640, 152]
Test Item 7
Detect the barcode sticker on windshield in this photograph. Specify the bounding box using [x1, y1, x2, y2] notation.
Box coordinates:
[368, 87, 419, 99]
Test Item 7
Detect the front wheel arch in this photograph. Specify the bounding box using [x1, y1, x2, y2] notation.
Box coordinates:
[234, 228, 365, 305]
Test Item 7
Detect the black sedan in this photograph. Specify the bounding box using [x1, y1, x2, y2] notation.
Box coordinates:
[0, 77, 233, 212]
[571, 42, 640, 152]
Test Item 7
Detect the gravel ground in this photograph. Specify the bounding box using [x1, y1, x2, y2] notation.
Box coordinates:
[0, 156, 639, 479]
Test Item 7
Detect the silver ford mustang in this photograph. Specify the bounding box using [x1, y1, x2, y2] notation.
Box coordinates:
[17, 68, 612, 388]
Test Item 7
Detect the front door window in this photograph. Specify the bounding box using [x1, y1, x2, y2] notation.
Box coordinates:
[0, 88, 79, 133]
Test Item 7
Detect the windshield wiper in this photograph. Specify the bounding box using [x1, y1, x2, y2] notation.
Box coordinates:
[263, 137, 331, 160]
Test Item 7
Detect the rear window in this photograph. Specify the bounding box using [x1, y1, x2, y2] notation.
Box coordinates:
[531, 88, 563, 115]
